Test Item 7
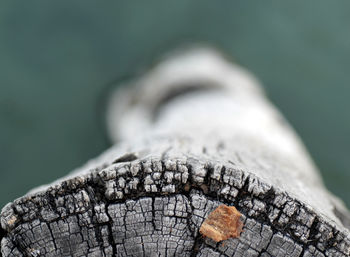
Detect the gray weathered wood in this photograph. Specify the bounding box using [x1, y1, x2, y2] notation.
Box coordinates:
[1, 47, 349, 256]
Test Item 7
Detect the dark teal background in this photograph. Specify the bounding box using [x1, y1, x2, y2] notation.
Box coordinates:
[0, 1, 349, 209]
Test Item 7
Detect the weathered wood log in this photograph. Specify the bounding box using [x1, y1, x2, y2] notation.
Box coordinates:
[1, 47, 349, 257]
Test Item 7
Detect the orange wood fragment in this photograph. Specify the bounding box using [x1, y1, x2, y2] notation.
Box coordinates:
[199, 204, 243, 242]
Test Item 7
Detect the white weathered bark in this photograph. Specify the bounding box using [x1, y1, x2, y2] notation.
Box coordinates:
[1, 47, 349, 257]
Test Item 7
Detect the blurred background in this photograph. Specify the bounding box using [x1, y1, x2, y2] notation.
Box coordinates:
[0, 1, 349, 209]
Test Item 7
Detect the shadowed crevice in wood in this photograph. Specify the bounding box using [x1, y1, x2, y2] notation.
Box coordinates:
[152, 81, 219, 121]
[112, 153, 139, 164]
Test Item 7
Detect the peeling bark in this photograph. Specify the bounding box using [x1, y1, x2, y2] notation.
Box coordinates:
[1, 47, 349, 256]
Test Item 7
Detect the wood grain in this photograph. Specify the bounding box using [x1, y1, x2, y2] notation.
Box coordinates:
[1, 47, 349, 257]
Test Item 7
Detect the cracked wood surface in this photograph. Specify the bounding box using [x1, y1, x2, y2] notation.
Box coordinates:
[1, 47, 350, 256]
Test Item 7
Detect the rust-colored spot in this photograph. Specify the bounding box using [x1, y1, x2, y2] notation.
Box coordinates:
[199, 204, 243, 242]
[7, 215, 17, 226]
[184, 183, 191, 192]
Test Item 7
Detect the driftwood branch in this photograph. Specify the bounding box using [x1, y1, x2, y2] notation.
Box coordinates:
[1, 47, 349, 257]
